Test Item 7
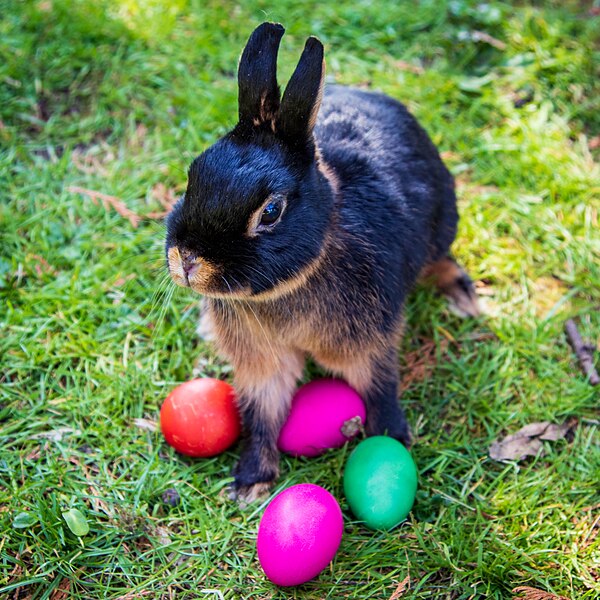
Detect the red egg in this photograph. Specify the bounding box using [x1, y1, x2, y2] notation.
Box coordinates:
[160, 378, 241, 457]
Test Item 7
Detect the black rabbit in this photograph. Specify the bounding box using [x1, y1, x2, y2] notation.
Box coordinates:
[165, 22, 479, 502]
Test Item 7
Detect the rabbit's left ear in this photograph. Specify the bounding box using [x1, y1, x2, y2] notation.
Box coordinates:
[278, 36, 325, 151]
[237, 22, 285, 129]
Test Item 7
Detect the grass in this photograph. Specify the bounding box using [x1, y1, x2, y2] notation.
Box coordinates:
[1, 0, 599, 598]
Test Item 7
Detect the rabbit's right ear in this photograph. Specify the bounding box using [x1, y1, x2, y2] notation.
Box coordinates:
[237, 22, 285, 129]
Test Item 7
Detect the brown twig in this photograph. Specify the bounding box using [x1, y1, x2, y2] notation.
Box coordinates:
[565, 319, 599, 386]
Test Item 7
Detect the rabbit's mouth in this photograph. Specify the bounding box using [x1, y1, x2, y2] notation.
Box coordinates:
[168, 246, 219, 293]
[167, 245, 254, 298]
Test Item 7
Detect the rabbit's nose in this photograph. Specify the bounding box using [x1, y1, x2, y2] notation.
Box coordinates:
[181, 255, 199, 278]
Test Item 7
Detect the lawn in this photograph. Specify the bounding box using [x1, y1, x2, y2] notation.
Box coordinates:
[1, 1, 599, 598]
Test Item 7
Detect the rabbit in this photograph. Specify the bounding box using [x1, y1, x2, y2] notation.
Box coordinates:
[165, 22, 479, 503]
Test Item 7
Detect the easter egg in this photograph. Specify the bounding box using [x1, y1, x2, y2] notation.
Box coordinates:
[343, 436, 417, 530]
[277, 379, 366, 457]
[257, 483, 344, 586]
[160, 378, 241, 457]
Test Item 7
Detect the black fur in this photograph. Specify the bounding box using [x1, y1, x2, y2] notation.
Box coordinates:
[278, 36, 324, 150]
[165, 23, 473, 500]
[237, 22, 284, 127]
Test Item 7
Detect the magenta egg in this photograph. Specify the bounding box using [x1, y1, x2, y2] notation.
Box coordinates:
[278, 379, 366, 457]
[257, 483, 344, 587]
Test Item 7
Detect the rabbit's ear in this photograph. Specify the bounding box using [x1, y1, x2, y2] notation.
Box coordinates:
[237, 22, 285, 129]
[278, 36, 325, 149]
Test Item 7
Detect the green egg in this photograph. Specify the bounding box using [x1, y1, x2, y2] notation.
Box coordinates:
[343, 436, 418, 530]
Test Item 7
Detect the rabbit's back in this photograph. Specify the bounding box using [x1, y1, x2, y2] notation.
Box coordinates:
[315, 85, 458, 273]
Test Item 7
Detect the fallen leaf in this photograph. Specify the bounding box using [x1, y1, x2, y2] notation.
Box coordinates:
[67, 186, 141, 228]
[587, 135, 600, 150]
[28, 253, 57, 277]
[62, 507, 90, 536]
[401, 339, 449, 392]
[25, 446, 41, 460]
[440, 151, 461, 162]
[536, 422, 573, 441]
[490, 436, 543, 461]
[393, 60, 424, 74]
[114, 591, 154, 600]
[113, 273, 136, 288]
[489, 421, 575, 462]
[72, 147, 111, 176]
[50, 579, 71, 600]
[389, 574, 410, 599]
[128, 123, 148, 149]
[512, 586, 570, 600]
[145, 183, 180, 220]
[30, 427, 81, 442]
[133, 418, 158, 432]
[340, 415, 364, 438]
[13, 512, 39, 529]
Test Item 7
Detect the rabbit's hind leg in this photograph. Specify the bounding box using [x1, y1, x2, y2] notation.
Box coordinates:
[420, 255, 480, 318]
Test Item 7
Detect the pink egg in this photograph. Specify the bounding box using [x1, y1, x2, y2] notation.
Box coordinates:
[257, 483, 343, 586]
[278, 379, 366, 457]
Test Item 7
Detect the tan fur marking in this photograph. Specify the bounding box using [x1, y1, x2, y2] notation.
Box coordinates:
[245, 204, 263, 238]
[250, 251, 325, 302]
[211, 300, 304, 389]
[420, 257, 462, 289]
[307, 58, 326, 134]
[245, 194, 287, 238]
[196, 297, 216, 341]
[208, 236, 331, 303]
[259, 91, 269, 123]
[325, 355, 375, 398]
[167, 246, 187, 287]
[167, 246, 220, 294]
[188, 265, 219, 293]
[233, 349, 304, 422]
[250, 91, 277, 130]
[312, 318, 402, 398]
[420, 257, 480, 317]
[235, 481, 273, 506]
[315, 147, 341, 198]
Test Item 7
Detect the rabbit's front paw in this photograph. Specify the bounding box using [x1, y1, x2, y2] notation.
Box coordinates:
[229, 481, 274, 507]
[231, 447, 279, 506]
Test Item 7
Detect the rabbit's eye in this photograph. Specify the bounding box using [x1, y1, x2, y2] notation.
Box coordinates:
[259, 199, 283, 226]
[247, 195, 287, 236]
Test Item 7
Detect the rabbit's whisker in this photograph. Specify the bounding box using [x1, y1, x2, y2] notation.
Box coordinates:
[226, 273, 279, 370]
